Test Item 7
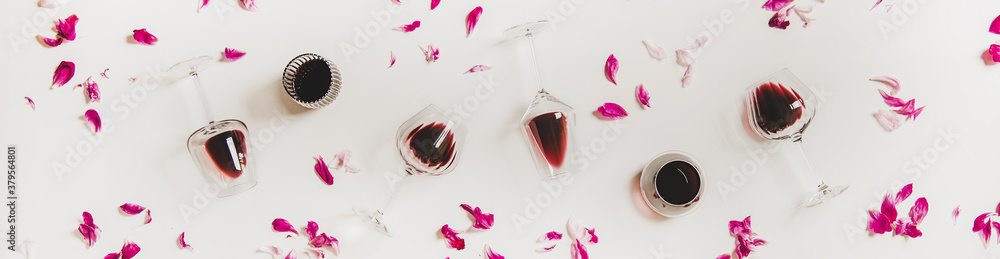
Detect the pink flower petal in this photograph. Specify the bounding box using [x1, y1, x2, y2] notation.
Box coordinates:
[100, 68, 110, 79]
[309, 233, 339, 252]
[314, 156, 334, 185]
[120, 203, 146, 215]
[285, 249, 297, 259]
[585, 228, 598, 244]
[260, 246, 285, 259]
[878, 89, 906, 107]
[224, 48, 247, 61]
[121, 240, 140, 259]
[199, 0, 210, 11]
[768, 11, 791, 30]
[681, 65, 694, 88]
[991, 14, 1000, 34]
[464, 65, 492, 74]
[909, 197, 928, 225]
[485, 244, 505, 259]
[39, 0, 60, 8]
[272, 218, 300, 235]
[132, 28, 158, 45]
[179, 232, 193, 250]
[389, 51, 396, 68]
[973, 212, 992, 232]
[465, 6, 483, 37]
[85, 109, 102, 133]
[870, 76, 901, 95]
[597, 102, 628, 119]
[567, 216, 586, 240]
[761, 0, 793, 11]
[306, 221, 319, 239]
[871, 0, 884, 10]
[793, 5, 815, 27]
[430, 0, 440, 10]
[145, 210, 152, 224]
[78, 213, 101, 247]
[604, 54, 619, 85]
[104, 253, 120, 259]
[83, 77, 101, 103]
[538, 231, 563, 241]
[441, 224, 465, 250]
[395, 21, 421, 32]
[241, 0, 257, 11]
[331, 149, 361, 173]
[641, 40, 668, 61]
[25, 97, 35, 111]
[875, 109, 903, 131]
[460, 204, 495, 230]
[420, 44, 440, 62]
[636, 84, 650, 108]
[536, 244, 557, 252]
[953, 206, 961, 225]
[570, 239, 588, 259]
[52, 61, 75, 87]
[881, 195, 898, 220]
[391, 0, 400, 4]
[891, 183, 913, 205]
[717, 255, 732, 259]
[40, 36, 63, 47]
[57, 14, 79, 41]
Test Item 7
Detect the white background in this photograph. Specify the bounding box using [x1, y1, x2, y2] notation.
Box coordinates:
[2, 0, 1000, 258]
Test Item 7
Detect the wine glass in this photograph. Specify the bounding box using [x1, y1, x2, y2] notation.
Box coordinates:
[505, 20, 581, 180]
[168, 56, 258, 198]
[744, 68, 847, 207]
[356, 104, 466, 236]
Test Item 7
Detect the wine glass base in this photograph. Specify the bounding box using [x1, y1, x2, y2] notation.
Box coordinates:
[802, 183, 849, 207]
[354, 208, 391, 237]
[503, 20, 550, 39]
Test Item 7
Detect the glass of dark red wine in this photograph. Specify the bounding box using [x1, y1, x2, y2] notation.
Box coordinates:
[505, 20, 581, 180]
[356, 104, 466, 236]
[745, 68, 847, 207]
[282, 53, 342, 108]
[169, 56, 258, 198]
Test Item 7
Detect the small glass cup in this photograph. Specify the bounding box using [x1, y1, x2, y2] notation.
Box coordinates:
[282, 53, 342, 109]
[186, 119, 257, 197]
[639, 151, 704, 217]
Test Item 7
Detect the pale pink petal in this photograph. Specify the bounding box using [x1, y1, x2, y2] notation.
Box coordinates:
[909, 197, 928, 225]
[241, 0, 257, 11]
[762, 0, 793, 11]
[597, 102, 628, 119]
[389, 51, 396, 68]
[793, 5, 815, 28]
[538, 231, 563, 241]
[25, 97, 35, 111]
[100, 68, 110, 79]
[120, 203, 146, 215]
[464, 65, 492, 74]
[259, 246, 285, 259]
[104, 253, 120, 259]
[121, 240, 141, 259]
[395, 21, 421, 32]
[199, 0, 210, 11]
[460, 204, 495, 230]
[605, 54, 619, 85]
[953, 206, 961, 225]
[304, 248, 325, 259]
[870, 76, 901, 95]
[272, 218, 300, 235]
[224, 48, 247, 61]
[485, 244, 505, 259]
[536, 244, 557, 252]
[179, 232, 193, 250]
[83, 77, 101, 103]
[285, 249, 297, 259]
[85, 109, 102, 133]
[332, 149, 360, 173]
[420, 44, 440, 62]
[430, 0, 440, 10]
[52, 61, 75, 87]
[636, 84, 650, 108]
[991, 14, 1000, 34]
[875, 109, 903, 131]
[440, 224, 465, 250]
[39, 0, 60, 8]
[465, 6, 483, 37]
[567, 216, 586, 240]
[570, 239, 588, 259]
[642, 40, 668, 61]
[681, 65, 694, 88]
[314, 156, 334, 185]
[132, 28, 158, 45]
[145, 210, 152, 224]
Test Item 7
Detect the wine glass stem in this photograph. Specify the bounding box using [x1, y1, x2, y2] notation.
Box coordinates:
[189, 70, 215, 123]
[526, 35, 544, 91]
[793, 140, 825, 188]
[378, 169, 414, 215]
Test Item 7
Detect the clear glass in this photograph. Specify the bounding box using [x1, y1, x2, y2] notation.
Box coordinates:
[169, 56, 258, 198]
[358, 104, 466, 236]
[506, 20, 581, 180]
[639, 151, 704, 217]
[744, 68, 848, 207]
[282, 53, 342, 109]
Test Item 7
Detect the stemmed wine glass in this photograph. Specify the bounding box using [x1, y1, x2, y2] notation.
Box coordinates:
[505, 20, 581, 180]
[355, 104, 466, 236]
[167, 56, 258, 198]
[745, 68, 847, 207]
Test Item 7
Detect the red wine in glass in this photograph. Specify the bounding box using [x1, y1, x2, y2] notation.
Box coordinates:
[282, 53, 342, 109]
[527, 112, 568, 168]
[405, 122, 457, 170]
[204, 130, 247, 179]
[752, 82, 804, 134]
[654, 161, 701, 205]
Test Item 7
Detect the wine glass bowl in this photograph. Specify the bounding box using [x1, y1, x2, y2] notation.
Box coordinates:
[395, 104, 466, 176]
[745, 68, 815, 142]
[521, 90, 579, 180]
[187, 119, 257, 197]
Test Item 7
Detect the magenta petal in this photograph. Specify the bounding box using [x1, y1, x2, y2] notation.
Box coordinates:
[57, 14, 79, 41]
[605, 54, 619, 85]
[460, 204, 495, 230]
[224, 48, 247, 61]
[306, 221, 319, 239]
[761, 0, 792, 11]
[396, 21, 421, 32]
[314, 156, 334, 185]
[420, 44, 440, 62]
[132, 28, 158, 45]
[881, 196, 898, 220]
[430, 0, 440, 10]
[768, 11, 790, 30]
[974, 213, 992, 232]
[870, 76, 901, 95]
[25, 97, 35, 110]
[52, 61, 75, 87]
[871, 0, 884, 10]
[902, 223, 922, 238]
[81, 77, 101, 103]
[878, 89, 906, 107]
[41, 36, 63, 47]
[597, 103, 628, 119]
[636, 84, 650, 108]
[272, 218, 300, 235]
[119, 203, 146, 215]
[121, 240, 140, 259]
[585, 228, 598, 244]
[85, 109, 102, 133]
[463, 65, 492, 74]
[991, 14, 1000, 34]
[570, 239, 588, 259]
[309, 233, 339, 251]
[199, 0, 210, 11]
[717, 255, 732, 259]
[537, 244, 557, 252]
[285, 249, 297, 259]
[440, 224, 465, 250]
[145, 210, 152, 224]
[909, 197, 928, 225]
[953, 206, 961, 224]
[893, 183, 913, 205]
[179, 232, 192, 250]
[389, 51, 396, 68]
[78, 224, 100, 247]
[465, 6, 483, 37]
[539, 231, 563, 241]
[240, 0, 257, 11]
[104, 253, 120, 259]
[485, 244, 505, 259]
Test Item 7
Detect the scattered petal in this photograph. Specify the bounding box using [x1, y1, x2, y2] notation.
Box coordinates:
[285, 249, 297, 259]
[636, 84, 650, 108]
[78, 212, 101, 247]
[306, 221, 319, 239]
[792, 5, 816, 27]
[419, 44, 440, 62]
[85, 109, 102, 133]
[681, 65, 694, 88]
[909, 197, 928, 225]
[890, 183, 913, 205]
[585, 228, 599, 244]
[604, 54, 619, 85]
[57, 14, 79, 41]
[395, 21, 421, 32]
[224, 48, 247, 61]
[465, 6, 483, 37]
[878, 89, 906, 107]
[870, 76, 901, 95]
[485, 244, 505, 259]
[954, 206, 962, 225]
[331, 149, 361, 173]
[179, 232, 193, 250]
[641, 40, 668, 61]
[314, 156, 334, 185]
[104, 253, 120, 259]
[990, 44, 1000, 63]
[145, 210, 152, 224]
[430, 0, 440, 10]
[567, 216, 586, 240]
[464, 65, 492, 74]
[259, 246, 285, 259]
[389, 51, 396, 68]
[597, 102, 628, 119]
[875, 109, 903, 131]
[199, 0, 210, 11]
[536, 244, 557, 252]
[538, 231, 563, 241]
[717, 255, 732, 259]
[391, 0, 400, 4]
[441, 224, 465, 250]
[241, 0, 258, 11]
[40, 36, 63, 47]
[121, 240, 141, 259]
[991, 14, 1000, 34]
[871, 0, 884, 10]
[768, 11, 791, 30]
[460, 204, 495, 230]
[132, 28, 158, 45]
[100, 68, 110, 79]
[39, 0, 60, 8]
[25, 97, 35, 110]
[272, 218, 300, 235]
[79, 77, 101, 103]
[309, 232, 339, 255]
[570, 239, 588, 259]
[762, 0, 793, 11]
[52, 61, 75, 88]
[120, 203, 146, 215]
